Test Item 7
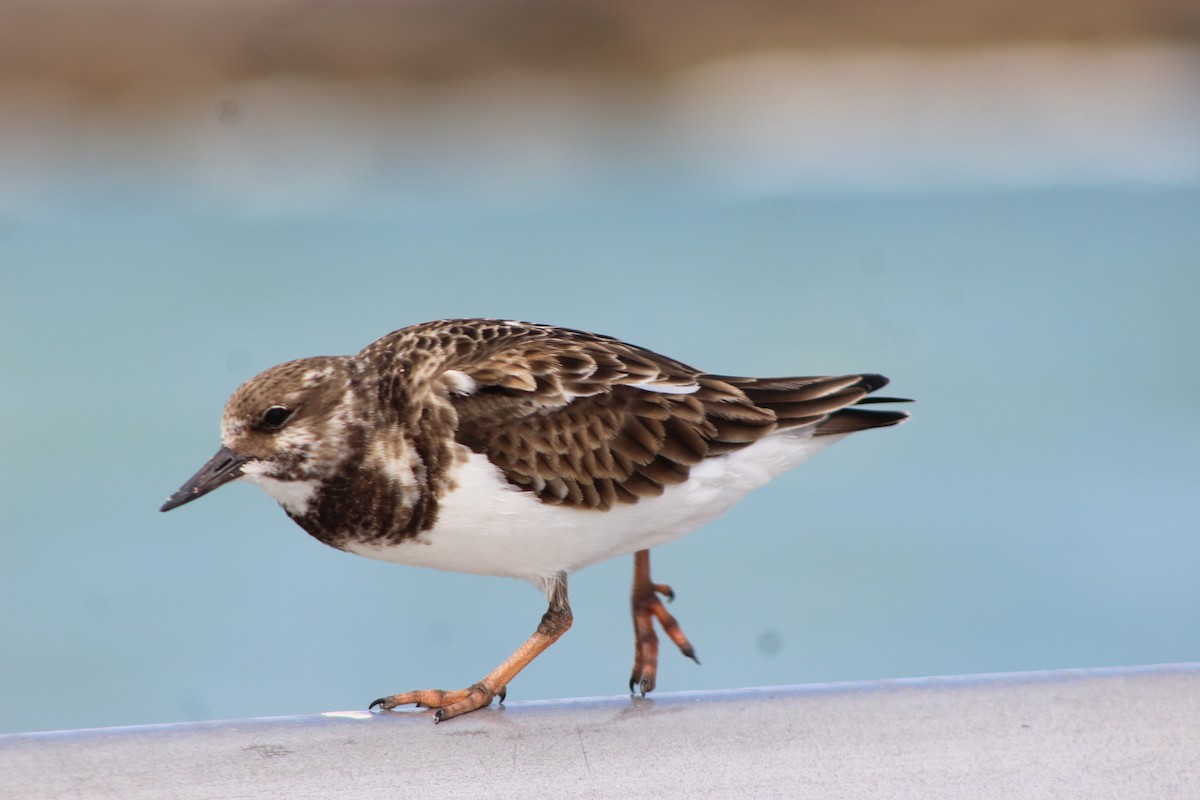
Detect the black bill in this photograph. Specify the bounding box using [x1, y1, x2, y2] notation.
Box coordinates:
[160, 445, 251, 512]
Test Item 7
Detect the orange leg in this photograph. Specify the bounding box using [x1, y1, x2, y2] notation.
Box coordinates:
[629, 549, 699, 695]
[371, 579, 573, 722]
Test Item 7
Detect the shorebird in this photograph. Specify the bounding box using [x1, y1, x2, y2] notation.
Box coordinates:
[161, 319, 908, 721]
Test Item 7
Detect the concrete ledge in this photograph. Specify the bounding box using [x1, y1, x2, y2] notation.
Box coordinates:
[3, 663, 1198, 799]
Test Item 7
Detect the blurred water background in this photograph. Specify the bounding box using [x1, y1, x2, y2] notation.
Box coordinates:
[2, 1, 1198, 734]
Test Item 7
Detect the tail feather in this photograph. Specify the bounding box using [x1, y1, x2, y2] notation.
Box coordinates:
[814, 407, 909, 436]
[853, 395, 912, 405]
[710, 372, 910, 436]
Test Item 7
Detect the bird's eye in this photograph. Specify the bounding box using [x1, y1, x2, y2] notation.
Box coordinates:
[259, 406, 292, 430]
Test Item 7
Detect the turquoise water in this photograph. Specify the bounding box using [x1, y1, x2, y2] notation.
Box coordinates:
[3, 182, 1197, 733]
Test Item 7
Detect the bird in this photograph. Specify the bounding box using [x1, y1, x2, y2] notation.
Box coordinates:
[160, 318, 909, 721]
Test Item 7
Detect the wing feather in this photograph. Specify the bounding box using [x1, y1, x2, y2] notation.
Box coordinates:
[382, 320, 909, 510]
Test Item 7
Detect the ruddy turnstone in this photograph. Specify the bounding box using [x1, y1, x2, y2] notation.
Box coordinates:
[161, 318, 909, 721]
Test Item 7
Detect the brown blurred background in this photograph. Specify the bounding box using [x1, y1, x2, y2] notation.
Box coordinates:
[4, 0, 1198, 94]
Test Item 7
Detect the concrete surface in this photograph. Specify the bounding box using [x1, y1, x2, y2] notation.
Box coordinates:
[2, 663, 1197, 799]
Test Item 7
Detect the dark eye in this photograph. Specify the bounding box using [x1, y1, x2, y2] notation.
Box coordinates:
[259, 406, 292, 430]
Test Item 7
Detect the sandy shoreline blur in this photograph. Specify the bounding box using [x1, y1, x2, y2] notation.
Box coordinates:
[1, 0, 1197, 94]
[1, 42, 1196, 216]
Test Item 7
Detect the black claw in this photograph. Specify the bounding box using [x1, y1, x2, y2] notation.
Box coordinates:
[433, 710, 446, 723]
[368, 697, 388, 711]
[660, 588, 675, 602]
[628, 675, 639, 694]
[497, 687, 507, 704]
[639, 678, 654, 696]
[682, 647, 700, 665]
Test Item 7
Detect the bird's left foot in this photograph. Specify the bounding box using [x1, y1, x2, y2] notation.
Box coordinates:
[630, 550, 699, 695]
[369, 682, 506, 722]
[370, 582, 574, 723]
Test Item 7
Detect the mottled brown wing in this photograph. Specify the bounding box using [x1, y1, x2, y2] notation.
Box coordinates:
[446, 326, 905, 510]
[444, 329, 776, 509]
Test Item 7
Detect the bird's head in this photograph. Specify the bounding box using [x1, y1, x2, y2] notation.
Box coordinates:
[160, 356, 358, 516]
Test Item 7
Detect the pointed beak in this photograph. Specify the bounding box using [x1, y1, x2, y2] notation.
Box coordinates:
[160, 445, 252, 512]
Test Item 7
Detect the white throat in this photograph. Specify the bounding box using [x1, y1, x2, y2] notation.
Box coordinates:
[240, 462, 319, 516]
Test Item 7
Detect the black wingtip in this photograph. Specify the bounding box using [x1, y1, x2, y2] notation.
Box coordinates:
[857, 373, 891, 393]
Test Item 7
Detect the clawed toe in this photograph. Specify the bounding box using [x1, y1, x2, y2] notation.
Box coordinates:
[368, 683, 500, 721]
[629, 672, 656, 696]
[635, 581, 698, 661]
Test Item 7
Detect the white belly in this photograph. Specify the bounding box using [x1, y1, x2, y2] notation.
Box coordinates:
[344, 427, 847, 584]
